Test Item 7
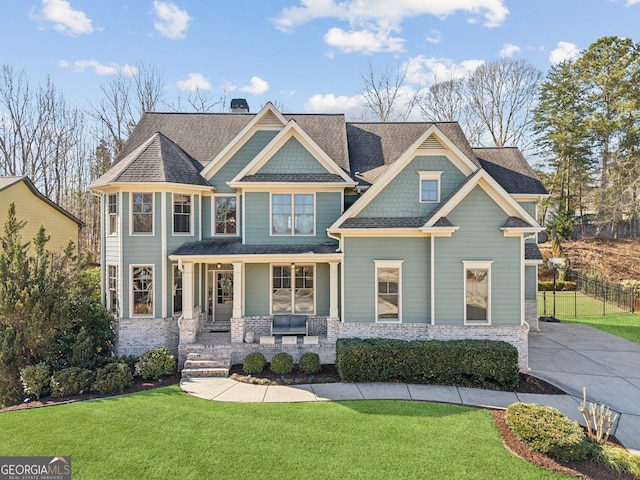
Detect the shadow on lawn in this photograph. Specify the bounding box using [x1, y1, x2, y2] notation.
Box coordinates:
[334, 399, 475, 419]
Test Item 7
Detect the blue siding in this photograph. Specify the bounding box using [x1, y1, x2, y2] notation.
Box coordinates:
[343, 237, 430, 323]
[208, 130, 278, 193]
[525, 265, 537, 301]
[434, 186, 521, 326]
[358, 155, 467, 218]
[257, 137, 328, 174]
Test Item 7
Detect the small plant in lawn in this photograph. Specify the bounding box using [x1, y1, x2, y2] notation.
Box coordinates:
[505, 402, 589, 462]
[298, 352, 321, 374]
[578, 387, 618, 444]
[243, 352, 266, 375]
[50, 367, 95, 397]
[135, 347, 176, 380]
[269, 352, 294, 376]
[93, 362, 134, 394]
[20, 363, 51, 400]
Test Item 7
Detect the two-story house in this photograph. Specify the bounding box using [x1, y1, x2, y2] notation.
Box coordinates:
[89, 101, 546, 372]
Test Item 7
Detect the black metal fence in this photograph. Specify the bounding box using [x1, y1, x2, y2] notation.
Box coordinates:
[539, 270, 637, 318]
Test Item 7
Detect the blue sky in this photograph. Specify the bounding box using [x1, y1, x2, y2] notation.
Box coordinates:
[2, 0, 640, 119]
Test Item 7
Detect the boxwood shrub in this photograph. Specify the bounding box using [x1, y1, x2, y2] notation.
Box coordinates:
[243, 352, 267, 375]
[336, 338, 519, 390]
[135, 347, 176, 380]
[270, 352, 294, 375]
[298, 352, 321, 374]
[505, 402, 589, 462]
[50, 367, 95, 397]
[92, 362, 134, 394]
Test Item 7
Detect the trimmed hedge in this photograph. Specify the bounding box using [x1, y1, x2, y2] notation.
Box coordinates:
[270, 352, 294, 375]
[50, 367, 95, 397]
[243, 352, 267, 375]
[92, 362, 134, 394]
[298, 352, 321, 374]
[336, 338, 519, 390]
[135, 347, 176, 380]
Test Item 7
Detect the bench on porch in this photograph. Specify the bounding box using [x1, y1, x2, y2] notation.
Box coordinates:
[271, 314, 308, 336]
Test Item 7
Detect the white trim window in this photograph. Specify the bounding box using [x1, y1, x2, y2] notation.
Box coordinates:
[172, 264, 183, 315]
[374, 260, 403, 322]
[419, 171, 443, 203]
[173, 194, 192, 235]
[131, 193, 154, 234]
[271, 193, 314, 236]
[213, 195, 237, 235]
[107, 264, 118, 315]
[131, 265, 154, 316]
[463, 261, 492, 325]
[108, 194, 117, 235]
[271, 264, 315, 314]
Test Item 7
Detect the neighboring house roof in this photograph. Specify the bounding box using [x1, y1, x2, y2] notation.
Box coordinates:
[0, 176, 83, 226]
[474, 147, 548, 195]
[90, 132, 210, 188]
[171, 238, 338, 256]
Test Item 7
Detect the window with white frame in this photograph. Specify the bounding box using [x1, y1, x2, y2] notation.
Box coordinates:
[214, 196, 237, 235]
[419, 171, 443, 203]
[108, 194, 117, 235]
[107, 265, 118, 315]
[132, 266, 153, 316]
[271, 194, 314, 235]
[131, 193, 153, 234]
[272, 265, 314, 314]
[463, 261, 492, 324]
[173, 194, 192, 234]
[173, 265, 182, 314]
[375, 261, 402, 322]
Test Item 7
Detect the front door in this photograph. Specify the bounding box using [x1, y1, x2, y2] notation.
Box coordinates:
[208, 270, 233, 322]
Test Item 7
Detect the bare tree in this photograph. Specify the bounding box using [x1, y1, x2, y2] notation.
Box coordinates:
[360, 61, 415, 122]
[465, 58, 542, 151]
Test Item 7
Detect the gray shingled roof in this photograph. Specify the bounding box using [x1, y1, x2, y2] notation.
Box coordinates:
[346, 122, 479, 185]
[475, 148, 548, 195]
[339, 216, 454, 229]
[525, 243, 543, 261]
[503, 216, 535, 228]
[171, 238, 339, 256]
[239, 173, 347, 183]
[116, 112, 350, 171]
[91, 132, 210, 187]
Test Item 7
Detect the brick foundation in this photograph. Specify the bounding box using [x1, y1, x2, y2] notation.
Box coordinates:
[114, 317, 179, 357]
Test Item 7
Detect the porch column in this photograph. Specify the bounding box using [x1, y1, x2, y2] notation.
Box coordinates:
[232, 262, 242, 318]
[179, 262, 196, 345]
[329, 261, 339, 318]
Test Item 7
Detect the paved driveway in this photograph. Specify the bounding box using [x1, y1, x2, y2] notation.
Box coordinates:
[528, 321, 640, 452]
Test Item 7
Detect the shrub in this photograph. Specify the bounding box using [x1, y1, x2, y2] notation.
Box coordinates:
[505, 402, 589, 462]
[590, 443, 640, 477]
[117, 354, 139, 374]
[50, 367, 95, 397]
[298, 352, 321, 374]
[336, 338, 519, 390]
[135, 347, 176, 380]
[243, 352, 266, 375]
[92, 362, 134, 394]
[20, 363, 51, 399]
[270, 353, 294, 375]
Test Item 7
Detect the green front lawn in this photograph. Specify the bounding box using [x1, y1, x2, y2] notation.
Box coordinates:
[0, 386, 570, 479]
[558, 313, 640, 344]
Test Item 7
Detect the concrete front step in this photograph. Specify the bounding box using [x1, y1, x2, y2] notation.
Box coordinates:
[182, 352, 231, 378]
[184, 359, 231, 369]
[181, 367, 229, 378]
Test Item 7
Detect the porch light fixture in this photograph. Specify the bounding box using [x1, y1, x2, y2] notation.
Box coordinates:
[216, 263, 221, 269]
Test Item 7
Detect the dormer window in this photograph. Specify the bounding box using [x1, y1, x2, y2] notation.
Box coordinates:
[419, 171, 443, 203]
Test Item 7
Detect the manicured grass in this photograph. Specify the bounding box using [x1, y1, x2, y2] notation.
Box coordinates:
[0, 386, 571, 480]
[538, 290, 630, 318]
[558, 313, 640, 344]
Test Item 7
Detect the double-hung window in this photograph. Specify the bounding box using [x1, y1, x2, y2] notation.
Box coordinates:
[107, 265, 118, 315]
[132, 266, 153, 316]
[272, 265, 314, 314]
[463, 261, 492, 324]
[108, 194, 117, 235]
[173, 194, 191, 234]
[419, 171, 442, 203]
[375, 260, 402, 322]
[132, 193, 153, 234]
[271, 194, 314, 235]
[214, 196, 237, 235]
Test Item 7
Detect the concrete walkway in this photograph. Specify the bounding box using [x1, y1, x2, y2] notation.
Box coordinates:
[529, 321, 640, 453]
[180, 321, 640, 454]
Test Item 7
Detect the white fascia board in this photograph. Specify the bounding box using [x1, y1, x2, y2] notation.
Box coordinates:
[227, 182, 354, 191]
[200, 103, 287, 180]
[512, 193, 550, 202]
[501, 226, 545, 237]
[230, 120, 355, 184]
[525, 259, 544, 266]
[90, 182, 214, 194]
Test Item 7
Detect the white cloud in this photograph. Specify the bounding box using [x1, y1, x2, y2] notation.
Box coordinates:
[304, 93, 365, 116]
[499, 43, 521, 57]
[176, 73, 211, 92]
[58, 60, 137, 76]
[232, 76, 270, 96]
[404, 55, 484, 85]
[32, 0, 93, 36]
[324, 27, 403, 53]
[153, 0, 192, 40]
[549, 41, 580, 65]
[425, 29, 441, 44]
[627, 0, 640, 5]
[274, 0, 509, 32]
